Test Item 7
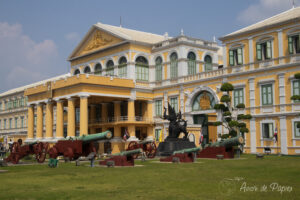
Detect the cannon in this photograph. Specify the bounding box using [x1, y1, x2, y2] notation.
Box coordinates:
[126, 140, 156, 159]
[48, 130, 112, 161]
[160, 147, 201, 163]
[197, 136, 244, 159]
[100, 148, 142, 167]
[5, 139, 49, 164]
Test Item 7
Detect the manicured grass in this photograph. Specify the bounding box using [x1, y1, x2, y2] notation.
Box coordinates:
[0, 154, 299, 200]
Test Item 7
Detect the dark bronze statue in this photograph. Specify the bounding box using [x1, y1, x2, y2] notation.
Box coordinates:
[163, 103, 188, 139]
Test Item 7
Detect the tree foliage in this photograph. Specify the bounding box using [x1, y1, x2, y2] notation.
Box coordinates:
[213, 82, 252, 139]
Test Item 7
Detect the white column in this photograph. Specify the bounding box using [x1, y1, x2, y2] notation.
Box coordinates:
[250, 118, 256, 153]
[222, 44, 227, 68]
[180, 86, 184, 112]
[128, 51, 135, 80]
[163, 92, 168, 109]
[248, 77, 255, 115]
[248, 37, 254, 69]
[278, 73, 286, 112]
[280, 116, 288, 155]
[277, 29, 283, 64]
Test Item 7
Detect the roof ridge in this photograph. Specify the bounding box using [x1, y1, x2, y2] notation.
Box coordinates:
[97, 22, 165, 38]
[222, 7, 300, 39]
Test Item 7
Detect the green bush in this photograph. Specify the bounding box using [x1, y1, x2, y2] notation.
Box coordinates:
[295, 72, 300, 79]
[221, 95, 231, 102]
[225, 117, 232, 122]
[240, 127, 249, 133]
[291, 95, 300, 101]
[229, 120, 239, 127]
[238, 122, 246, 128]
[220, 82, 234, 92]
[237, 114, 244, 120]
[229, 130, 237, 137]
[221, 134, 230, 139]
[236, 103, 245, 109]
[243, 114, 252, 120]
[223, 111, 231, 116]
[213, 121, 223, 126]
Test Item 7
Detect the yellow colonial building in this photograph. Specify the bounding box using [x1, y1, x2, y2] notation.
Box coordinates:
[2, 7, 299, 155]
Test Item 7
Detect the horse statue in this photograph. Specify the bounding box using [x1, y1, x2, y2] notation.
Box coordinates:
[163, 103, 189, 139]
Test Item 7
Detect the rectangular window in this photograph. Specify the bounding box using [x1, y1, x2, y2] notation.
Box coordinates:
[4, 119, 6, 129]
[135, 65, 149, 81]
[257, 41, 272, 60]
[262, 123, 274, 138]
[118, 64, 127, 78]
[0, 102, 2, 111]
[292, 80, 300, 102]
[229, 48, 243, 66]
[155, 129, 161, 142]
[261, 84, 273, 105]
[170, 60, 178, 78]
[156, 64, 162, 81]
[21, 117, 24, 128]
[294, 121, 300, 138]
[75, 108, 80, 124]
[288, 34, 300, 54]
[233, 88, 244, 107]
[15, 117, 18, 128]
[0, 120, 1, 129]
[34, 115, 37, 127]
[170, 97, 178, 113]
[9, 118, 12, 129]
[155, 100, 162, 116]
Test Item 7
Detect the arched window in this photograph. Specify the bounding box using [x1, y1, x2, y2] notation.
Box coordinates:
[170, 52, 178, 78]
[74, 69, 80, 75]
[204, 55, 212, 71]
[192, 91, 216, 111]
[84, 66, 91, 74]
[135, 56, 149, 81]
[106, 60, 114, 76]
[155, 56, 162, 81]
[94, 63, 102, 75]
[187, 52, 196, 75]
[118, 56, 127, 78]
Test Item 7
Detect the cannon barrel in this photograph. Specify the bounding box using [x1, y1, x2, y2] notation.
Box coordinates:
[173, 147, 201, 155]
[112, 148, 142, 156]
[210, 136, 244, 148]
[74, 130, 112, 142]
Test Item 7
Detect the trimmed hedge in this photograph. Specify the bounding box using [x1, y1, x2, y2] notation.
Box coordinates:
[220, 82, 234, 92]
[236, 103, 245, 109]
[223, 111, 231, 116]
[229, 120, 239, 127]
[221, 95, 231, 102]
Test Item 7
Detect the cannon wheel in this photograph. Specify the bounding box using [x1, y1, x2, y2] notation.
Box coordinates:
[64, 147, 74, 161]
[8, 142, 21, 164]
[145, 141, 156, 159]
[35, 142, 49, 163]
[48, 147, 58, 159]
[127, 141, 139, 159]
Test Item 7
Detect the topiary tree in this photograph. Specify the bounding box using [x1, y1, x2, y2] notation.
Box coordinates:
[292, 73, 300, 130]
[212, 82, 252, 140]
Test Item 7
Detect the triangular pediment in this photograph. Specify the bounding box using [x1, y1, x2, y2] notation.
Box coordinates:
[70, 27, 124, 59]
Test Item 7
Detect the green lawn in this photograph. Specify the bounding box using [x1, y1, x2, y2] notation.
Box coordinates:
[0, 154, 299, 200]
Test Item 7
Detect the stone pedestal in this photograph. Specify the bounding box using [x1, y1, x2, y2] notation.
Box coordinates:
[157, 138, 196, 156]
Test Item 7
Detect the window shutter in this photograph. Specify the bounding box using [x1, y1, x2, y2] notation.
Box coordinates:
[237, 48, 243, 65]
[256, 43, 262, 60]
[288, 36, 293, 54]
[229, 50, 234, 66]
[266, 41, 272, 59]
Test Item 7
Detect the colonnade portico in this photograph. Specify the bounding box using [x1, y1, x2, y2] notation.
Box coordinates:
[26, 94, 154, 154]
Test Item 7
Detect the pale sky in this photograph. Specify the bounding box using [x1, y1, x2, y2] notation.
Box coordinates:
[0, 0, 297, 92]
